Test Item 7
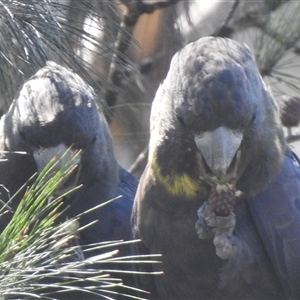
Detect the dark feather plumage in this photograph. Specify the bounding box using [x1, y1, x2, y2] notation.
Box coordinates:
[0, 62, 138, 298]
[132, 37, 300, 299]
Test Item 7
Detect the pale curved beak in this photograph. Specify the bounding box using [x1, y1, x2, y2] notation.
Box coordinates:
[194, 126, 242, 181]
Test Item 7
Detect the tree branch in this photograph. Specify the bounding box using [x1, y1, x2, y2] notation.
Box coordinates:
[104, 0, 180, 121]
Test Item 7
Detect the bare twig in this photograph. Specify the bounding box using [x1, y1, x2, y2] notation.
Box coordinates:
[213, 0, 240, 38]
[128, 146, 148, 174]
[286, 134, 300, 143]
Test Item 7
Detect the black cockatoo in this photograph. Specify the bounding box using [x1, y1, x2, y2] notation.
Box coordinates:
[131, 37, 300, 299]
[0, 61, 137, 249]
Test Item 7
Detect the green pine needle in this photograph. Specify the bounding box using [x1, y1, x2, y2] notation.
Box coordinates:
[0, 149, 161, 299]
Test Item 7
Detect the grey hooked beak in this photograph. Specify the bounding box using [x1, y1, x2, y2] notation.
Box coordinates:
[33, 143, 81, 196]
[194, 127, 242, 181]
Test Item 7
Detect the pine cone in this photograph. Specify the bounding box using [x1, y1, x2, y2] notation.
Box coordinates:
[208, 186, 236, 217]
[279, 95, 300, 127]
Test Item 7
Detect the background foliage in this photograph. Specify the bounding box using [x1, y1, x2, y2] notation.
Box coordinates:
[1, 1, 300, 175]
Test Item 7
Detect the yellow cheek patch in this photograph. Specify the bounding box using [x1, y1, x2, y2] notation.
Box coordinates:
[151, 159, 201, 198]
